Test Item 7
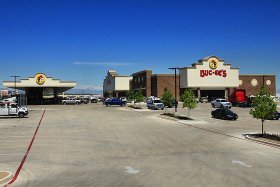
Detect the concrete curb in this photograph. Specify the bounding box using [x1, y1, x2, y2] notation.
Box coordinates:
[0, 171, 13, 186]
[244, 134, 280, 148]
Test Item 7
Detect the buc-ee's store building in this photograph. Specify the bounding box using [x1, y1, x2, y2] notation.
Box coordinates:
[130, 56, 276, 99]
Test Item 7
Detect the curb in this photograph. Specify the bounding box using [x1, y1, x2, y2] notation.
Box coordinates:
[0, 171, 13, 186]
[244, 134, 280, 148]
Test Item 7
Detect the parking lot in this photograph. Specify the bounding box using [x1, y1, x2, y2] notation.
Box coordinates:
[1, 102, 280, 187]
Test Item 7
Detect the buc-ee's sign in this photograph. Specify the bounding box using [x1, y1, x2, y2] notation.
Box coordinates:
[200, 59, 227, 78]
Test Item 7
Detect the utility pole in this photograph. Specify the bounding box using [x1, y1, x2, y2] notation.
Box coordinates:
[169, 67, 179, 112]
[10, 75, 20, 96]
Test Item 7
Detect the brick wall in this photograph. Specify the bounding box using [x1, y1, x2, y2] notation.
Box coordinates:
[152, 74, 180, 99]
[132, 70, 152, 97]
[236, 75, 276, 96]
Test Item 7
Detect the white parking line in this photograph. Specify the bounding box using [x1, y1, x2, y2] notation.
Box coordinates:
[0, 152, 24, 156]
[178, 120, 208, 125]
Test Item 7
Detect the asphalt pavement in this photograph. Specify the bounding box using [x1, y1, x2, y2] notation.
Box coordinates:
[0, 103, 280, 187]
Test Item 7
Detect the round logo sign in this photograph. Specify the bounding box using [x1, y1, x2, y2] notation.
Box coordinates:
[35, 73, 46, 85]
[209, 59, 218, 69]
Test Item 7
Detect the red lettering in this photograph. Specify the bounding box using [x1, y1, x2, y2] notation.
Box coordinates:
[200, 70, 204, 77]
[200, 70, 227, 77]
[223, 70, 227, 77]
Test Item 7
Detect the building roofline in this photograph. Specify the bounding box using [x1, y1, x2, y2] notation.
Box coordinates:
[240, 74, 276, 76]
[152, 74, 180, 77]
[132, 70, 152, 75]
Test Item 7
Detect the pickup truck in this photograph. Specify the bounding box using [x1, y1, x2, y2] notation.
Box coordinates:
[104, 98, 126, 107]
[211, 98, 232, 109]
[62, 98, 81, 105]
[0, 102, 29, 118]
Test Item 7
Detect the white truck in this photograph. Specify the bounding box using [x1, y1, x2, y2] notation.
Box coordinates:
[211, 98, 232, 109]
[0, 102, 29, 118]
[62, 98, 81, 105]
[147, 96, 164, 110]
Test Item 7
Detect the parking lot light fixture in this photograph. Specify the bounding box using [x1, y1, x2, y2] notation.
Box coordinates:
[168, 67, 179, 112]
[10, 75, 20, 96]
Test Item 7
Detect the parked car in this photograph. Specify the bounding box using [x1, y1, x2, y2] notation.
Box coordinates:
[211, 108, 238, 120]
[211, 98, 232, 109]
[91, 98, 98, 103]
[104, 98, 126, 107]
[199, 97, 208, 103]
[80, 97, 89, 104]
[62, 98, 81, 105]
[268, 111, 280, 120]
[120, 97, 128, 104]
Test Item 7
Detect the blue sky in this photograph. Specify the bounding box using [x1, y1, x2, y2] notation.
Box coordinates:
[0, 0, 280, 92]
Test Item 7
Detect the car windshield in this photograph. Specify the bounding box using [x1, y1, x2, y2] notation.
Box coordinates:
[154, 100, 161, 103]
[224, 110, 234, 115]
[220, 99, 227, 102]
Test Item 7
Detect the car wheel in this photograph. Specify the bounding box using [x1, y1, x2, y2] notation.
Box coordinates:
[211, 113, 214, 118]
[18, 113, 24, 118]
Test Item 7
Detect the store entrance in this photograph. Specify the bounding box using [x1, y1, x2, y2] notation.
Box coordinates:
[200, 90, 225, 100]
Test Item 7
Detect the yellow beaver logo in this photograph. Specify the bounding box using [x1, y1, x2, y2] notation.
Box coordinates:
[35, 73, 46, 85]
[209, 59, 218, 69]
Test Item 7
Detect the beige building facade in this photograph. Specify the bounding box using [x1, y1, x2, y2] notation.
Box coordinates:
[103, 70, 132, 97]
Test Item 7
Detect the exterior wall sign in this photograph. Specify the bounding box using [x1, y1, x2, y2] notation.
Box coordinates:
[35, 73, 46, 85]
[200, 58, 227, 78]
[179, 56, 239, 88]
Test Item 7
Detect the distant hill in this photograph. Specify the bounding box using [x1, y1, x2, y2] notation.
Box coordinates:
[65, 88, 102, 95]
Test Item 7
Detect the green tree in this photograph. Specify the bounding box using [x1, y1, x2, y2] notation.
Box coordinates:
[161, 88, 173, 108]
[127, 90, 144, 107]
[250, 86, 276, 135]
[127, 90, 135, 104]
[134, 90, 144, 107]
[180, 89, 197, 118]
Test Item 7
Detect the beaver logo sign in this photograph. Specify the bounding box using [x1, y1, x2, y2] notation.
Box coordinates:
[209, 59, 218, 69]
[35, 73, 46, 85]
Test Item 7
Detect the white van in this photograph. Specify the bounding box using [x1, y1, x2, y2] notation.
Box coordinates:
[146, 96, 164, 110]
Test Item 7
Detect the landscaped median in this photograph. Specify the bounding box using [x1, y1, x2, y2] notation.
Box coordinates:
[244, 133, 280, 148]
[0, 171, 13, 186]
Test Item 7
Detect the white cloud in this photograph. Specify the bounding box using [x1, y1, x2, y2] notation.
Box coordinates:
[75, 85, 103, 90]
[73, 62, 136, 66]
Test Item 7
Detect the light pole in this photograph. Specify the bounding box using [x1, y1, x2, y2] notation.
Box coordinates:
[10, 75, 20, 96]
[262, 75, 266, 87]
[169, 67, 179, 112]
